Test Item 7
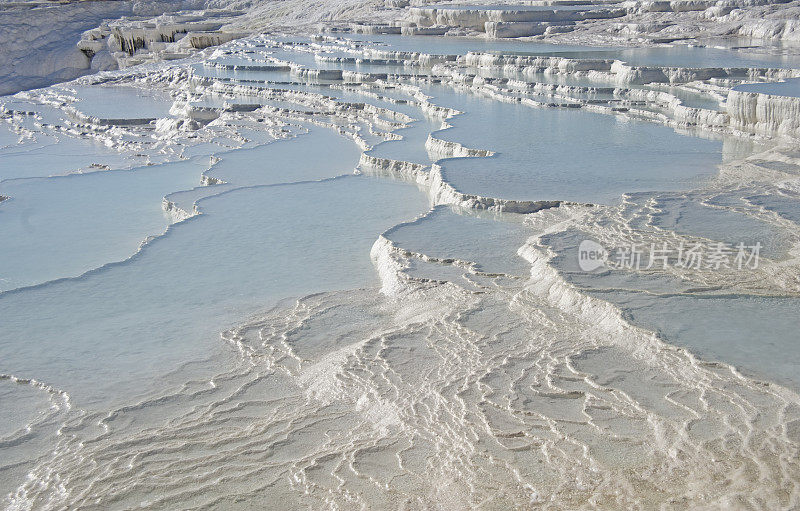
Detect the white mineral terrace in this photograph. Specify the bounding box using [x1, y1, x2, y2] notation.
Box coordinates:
[1, 1, 800, 509]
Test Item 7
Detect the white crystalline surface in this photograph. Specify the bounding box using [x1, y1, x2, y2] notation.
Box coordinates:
[2, 5, 800, 510]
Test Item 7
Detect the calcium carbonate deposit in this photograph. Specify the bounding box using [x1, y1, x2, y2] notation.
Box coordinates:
[1, 0, 800, 509]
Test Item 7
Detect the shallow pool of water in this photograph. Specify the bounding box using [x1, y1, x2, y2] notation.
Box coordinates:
[430, 84, 723, 204]
[734, 77, 800, 97]
[0, 175, 428, 408]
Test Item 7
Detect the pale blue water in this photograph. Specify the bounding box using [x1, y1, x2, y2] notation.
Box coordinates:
[434, 4, 606, 11]
[0, 159, 205, 291]
[0, 138, 140, 180]
[385, 205, 532, 276]
[343, 33, 614, 55]
[567, 46, 800, 69]
[746, 191, 800, 224]
[734, 78, 800, 97]
[429, 85, 723, 204]
[343, 34, 800, 68]
[0, 175, 428, 406]
[64, 85, 175, 120]
[600, 291, 800, 390]
[206, 129, 361, 186]
[648, 194, 789, 257]
[0, 124, 19, 148]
